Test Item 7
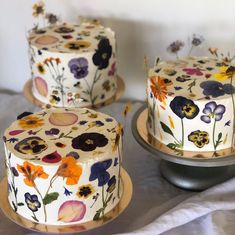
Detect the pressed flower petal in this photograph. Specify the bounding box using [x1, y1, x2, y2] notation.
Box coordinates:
[34, 77, 48, 97]
[214, 105, 226, 115]
[56, 157, 82, 185]
[202, 108, 212, 115]
[223, 84, 235, 94]
[200, 81, 227, 98]
[205, 101, 217, 113]
[58, 200, 86, 222]
[214, 114, 223, 121]
[49, 112, 78, 126]
[9, 130, 25, 136]
[201, 115, 211, 123]
[213, 73, 229, 81]
[168, 116, 174, 129]
[24, 178, 35, 187]
[42, 151, 62, 163]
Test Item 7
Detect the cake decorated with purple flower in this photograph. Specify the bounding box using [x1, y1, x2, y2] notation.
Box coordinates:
[28, 22, 117, 108]
[3, 108, 123, 225]
[147, 57, 235, 152]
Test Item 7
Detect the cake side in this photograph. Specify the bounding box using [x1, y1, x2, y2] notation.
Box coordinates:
[147, 57, 235, 152]
[29, 23, 117, 108]
[4, 108, 123, 225]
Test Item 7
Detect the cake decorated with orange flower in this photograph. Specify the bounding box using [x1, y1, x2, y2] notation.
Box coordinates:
[3, 108, 123, 225]
[147, 57, 235, 152]
[28, 22, 117, 108]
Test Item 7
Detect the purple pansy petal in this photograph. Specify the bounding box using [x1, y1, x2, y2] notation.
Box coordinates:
[205, 101, 216, 113]
[200, 81, 225, 98]
[215, 114, 223, 122]
[31, 195, 39, 201]
[201, 115, 211, 123]
[33, 200, 41, 208]
[202, 107, 212, 115]
[102, 159, 112, 170]
[223, 83, 235, 94]
[97, 171, 110, 187]
[24, 193, 31, 200]
[68, 57, 89, 79]
[214, 105, 226, 115]
[25, 198, 31, 204]
[89, 159, 112, 187]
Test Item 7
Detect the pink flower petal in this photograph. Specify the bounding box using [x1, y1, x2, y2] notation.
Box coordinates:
[9, 130, 25, 136]
[34, 77, 48, 97]
[42, 151, 62, 163]
[49, 112, 78, 126]
[58, 200, 86, 223]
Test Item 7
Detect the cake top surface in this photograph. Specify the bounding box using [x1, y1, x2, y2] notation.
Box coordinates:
[28, 23, 115, 53]
[4, 108, 119, 165]
[149, 57, 235, 101]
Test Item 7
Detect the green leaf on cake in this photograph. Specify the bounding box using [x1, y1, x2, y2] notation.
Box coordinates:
[12, 201, 17, 212]
[92, 95, 98, 104]
[167, 142, 183, 151]
[106, 193, 113, 204]
[215, 132, 223, 149]
[31, 215, 39, 222]
[167, 143, 177, 150]
[43, 192, 59, 205]
[17, 202, 24, 206]
[160, 122, 174, 136]
[93, 211, 101, 221]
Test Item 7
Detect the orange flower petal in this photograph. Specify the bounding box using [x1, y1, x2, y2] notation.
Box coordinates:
[24, 178, 35, 187]
[66, 177, 79, 185]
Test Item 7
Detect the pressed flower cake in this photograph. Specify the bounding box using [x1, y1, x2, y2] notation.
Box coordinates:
[147, 57, 235, 152]
[28, 22, 117, 108]
[3, 108, 123, 225]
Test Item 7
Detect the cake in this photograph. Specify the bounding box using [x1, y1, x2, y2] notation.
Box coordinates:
[3, 108, 123, 225]
[147, 57, 235, 152]
[28, 23, 117, 108]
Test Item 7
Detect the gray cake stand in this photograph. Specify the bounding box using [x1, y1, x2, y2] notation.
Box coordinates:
[132, 105, 235, 191]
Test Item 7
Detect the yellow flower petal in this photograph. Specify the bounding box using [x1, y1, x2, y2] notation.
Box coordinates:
[157, 106, 160, 119]
[223, 133, 228, 144]
[220, 66, 229, 73]
[168, 116, 175, 129]
[213, 73, 229, 81]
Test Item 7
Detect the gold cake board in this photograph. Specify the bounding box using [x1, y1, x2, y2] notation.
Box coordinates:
[132, 105, 235, 191]
[0, 168, 132, 234]
[23, 75, 125, 109]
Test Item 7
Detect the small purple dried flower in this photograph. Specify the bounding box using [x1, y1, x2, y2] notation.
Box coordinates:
[191, 34, 204, 47]
[167, 40, 184, 54]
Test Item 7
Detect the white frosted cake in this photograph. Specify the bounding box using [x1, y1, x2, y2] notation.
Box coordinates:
[3, 108, 123, 225]
[147, 57, 235, 152]
[28, 23, 117, 108]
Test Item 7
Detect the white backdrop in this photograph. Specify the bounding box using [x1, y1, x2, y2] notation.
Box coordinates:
[1, 0, 235, 100]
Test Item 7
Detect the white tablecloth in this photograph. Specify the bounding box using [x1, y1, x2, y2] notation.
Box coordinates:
[0, 91, 235, 235]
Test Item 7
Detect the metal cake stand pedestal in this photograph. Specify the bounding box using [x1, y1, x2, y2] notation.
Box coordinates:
[132, 105, 235, 191]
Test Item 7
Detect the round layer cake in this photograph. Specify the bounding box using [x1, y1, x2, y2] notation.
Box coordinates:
[3, 108, 123, 225]
[28, 23, 117, 108]
[147, 57, 235, 152]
